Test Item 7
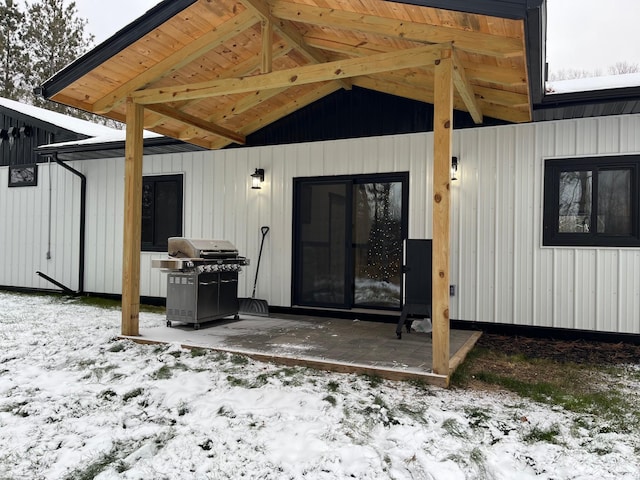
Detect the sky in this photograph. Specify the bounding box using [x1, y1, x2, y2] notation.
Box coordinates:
[71, 0, 640, 77]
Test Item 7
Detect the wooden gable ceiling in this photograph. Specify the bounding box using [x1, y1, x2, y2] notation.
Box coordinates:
[44, 0, 532, 149]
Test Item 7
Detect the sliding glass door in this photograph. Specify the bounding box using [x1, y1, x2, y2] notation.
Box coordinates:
[293, 173, 408, 310]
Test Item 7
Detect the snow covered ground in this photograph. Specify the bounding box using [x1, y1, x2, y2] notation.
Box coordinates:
[0, 291, 638, 479]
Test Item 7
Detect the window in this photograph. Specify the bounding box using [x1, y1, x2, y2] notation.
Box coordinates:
[543, 156, 639, 247]
[8, 164, 38, 187]
[141, 174, 183, 251]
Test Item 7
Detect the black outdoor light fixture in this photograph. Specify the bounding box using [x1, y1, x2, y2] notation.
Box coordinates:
[451, 156, 459, 181]
[251, 168, 265, 189]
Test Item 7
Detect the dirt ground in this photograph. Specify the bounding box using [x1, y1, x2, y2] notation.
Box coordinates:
[475, 334, 640, 365]
[457, 333, 640, 390]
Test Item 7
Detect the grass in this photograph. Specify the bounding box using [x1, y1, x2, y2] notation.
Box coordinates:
[451, 344, 640, 434]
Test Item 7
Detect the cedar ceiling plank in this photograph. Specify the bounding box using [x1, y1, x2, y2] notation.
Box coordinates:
[149, 124, 215, 149]
[478, 101, 530, 122]
[474, 86, 529, 108]
[451, 48, 482, 124]
[268, 1, 523, 58]
[304, 34, 417, 56]
[463, 63, 526, 87]
[50, 93, 95, 113]
[92, 9, 259, 114]
[240, 0, 351, 89]
[132, 43, 448, 104]
[144, 103, 246, 144]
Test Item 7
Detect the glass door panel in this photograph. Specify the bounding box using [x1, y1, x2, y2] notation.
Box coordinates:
[294, 181, 350, 307]
[353, 181, 403, 308]
[293, 173, 407, 310]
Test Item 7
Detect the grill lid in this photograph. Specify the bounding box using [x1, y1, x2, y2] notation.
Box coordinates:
[168, 238, 238, 259]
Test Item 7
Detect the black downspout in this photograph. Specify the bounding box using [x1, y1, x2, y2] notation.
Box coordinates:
[36, 155, 86, 294]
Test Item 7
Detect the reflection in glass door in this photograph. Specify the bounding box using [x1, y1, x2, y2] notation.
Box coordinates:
[293, 173, 408, 310]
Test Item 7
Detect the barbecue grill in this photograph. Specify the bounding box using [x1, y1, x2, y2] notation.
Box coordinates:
[152, 238, 249, 329]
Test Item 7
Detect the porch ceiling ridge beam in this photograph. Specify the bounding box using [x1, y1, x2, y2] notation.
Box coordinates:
[170, 41, 294, 112]
[132, 43, 449, 105]
[451, 48, 482, 124]
[92, 9, 259, 114]
[240, 0, 351, 90]
[268, 0, 523, 58]
[144, 104, 246, 144]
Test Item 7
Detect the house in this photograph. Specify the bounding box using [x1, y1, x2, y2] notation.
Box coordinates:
[1, 0, 639, 375]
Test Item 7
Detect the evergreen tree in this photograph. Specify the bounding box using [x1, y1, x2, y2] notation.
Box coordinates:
[0, 0, 28, 100]
[23, 0, 93, 115]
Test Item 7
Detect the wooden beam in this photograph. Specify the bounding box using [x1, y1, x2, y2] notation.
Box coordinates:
[206, 82, 341, 149]
[269, 0, 523, 58]
[262, 19, 273, 74]
[132, 43, 447, 104]
[240, 0, 351, 90]
[451, 49, 482, 124]
[474, 86, 529, 108]
[432, 49, 453, 377]
[92, 9, 259, 114]
[463, 63, 527, 87]
[144, 104, 246, 144]
[121, 98, 144, 337]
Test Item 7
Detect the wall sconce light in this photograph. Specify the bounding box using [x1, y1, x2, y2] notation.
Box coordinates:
[251, 168, 265, 189]
[8, 126, 19, 139]
[451, 156, 459, 181]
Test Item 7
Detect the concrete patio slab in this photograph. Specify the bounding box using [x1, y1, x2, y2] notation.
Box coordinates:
[122, 313, 481, 388]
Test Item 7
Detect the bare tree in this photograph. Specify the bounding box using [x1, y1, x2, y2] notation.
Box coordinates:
[608, 61, 640, 75]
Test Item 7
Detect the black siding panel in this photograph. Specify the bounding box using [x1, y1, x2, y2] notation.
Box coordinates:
[240, 87, 507, 148]
[1, 109, 79, 166]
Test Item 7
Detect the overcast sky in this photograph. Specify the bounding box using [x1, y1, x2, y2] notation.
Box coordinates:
[72, 0, 640, 77]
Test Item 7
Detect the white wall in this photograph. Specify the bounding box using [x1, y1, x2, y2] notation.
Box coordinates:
[2, 113, 639, 334]
[0, 161, 81, 291]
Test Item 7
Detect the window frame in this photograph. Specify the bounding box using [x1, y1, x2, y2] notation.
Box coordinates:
[543, 155, 640, 247]
[141, 173, 184, 252]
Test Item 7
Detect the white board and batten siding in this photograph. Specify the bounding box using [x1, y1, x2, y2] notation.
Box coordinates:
[0, 161, 81, 292]
[1, 113, 638, 335]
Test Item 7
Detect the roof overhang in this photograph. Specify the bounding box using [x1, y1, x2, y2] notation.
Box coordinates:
[40, 0, 545, 149]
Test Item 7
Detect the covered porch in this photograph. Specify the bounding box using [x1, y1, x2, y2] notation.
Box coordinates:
[123, 313, 481, 388]
[40, 0, 542, 386]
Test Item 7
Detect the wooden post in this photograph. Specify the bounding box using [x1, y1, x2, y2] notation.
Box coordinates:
[121, 97, 144, 336]
[432, 49, 453, 376]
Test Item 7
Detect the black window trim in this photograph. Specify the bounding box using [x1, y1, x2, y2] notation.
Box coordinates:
[141, 173, 184, 252]
[543, 155, 640, 248]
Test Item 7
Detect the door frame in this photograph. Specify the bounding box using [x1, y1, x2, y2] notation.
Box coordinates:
[291, 171, 409, 311]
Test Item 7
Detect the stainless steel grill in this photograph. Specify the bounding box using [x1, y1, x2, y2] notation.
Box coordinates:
[152, 238, 249, 329]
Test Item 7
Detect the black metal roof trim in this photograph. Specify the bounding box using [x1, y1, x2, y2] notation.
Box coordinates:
[537, 86, 640, 109]
[524, 0, 546, 105]
[385, 0, 543, 20]
[35, 136, 205, 161]
[40, 0, 197, 99]
[533, 86, 640, 121]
